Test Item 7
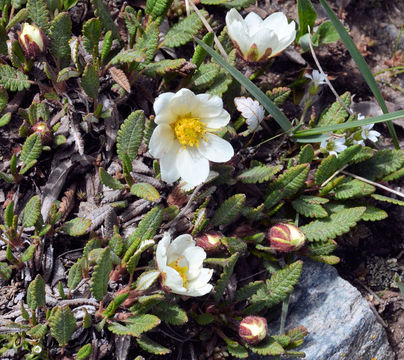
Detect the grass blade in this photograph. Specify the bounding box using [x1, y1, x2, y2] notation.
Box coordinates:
[294, 109, 404, 138]
[319, 0, 399, 149]
[194, 37, 292, 133]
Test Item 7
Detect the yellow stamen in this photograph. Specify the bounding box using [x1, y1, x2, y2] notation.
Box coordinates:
[168, 256, 188, 286]
[172, 115, 207, 148]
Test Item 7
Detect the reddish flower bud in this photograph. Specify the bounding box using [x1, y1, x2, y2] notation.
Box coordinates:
[32, 122, 52, 145]
[18, 23, 47, 59]
[195, 231, 222, 254]
[268, 223, 305, 252]
[239, 316, 268, 344]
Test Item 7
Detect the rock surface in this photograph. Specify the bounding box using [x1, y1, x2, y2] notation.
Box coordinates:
[255, 261, 394, 360]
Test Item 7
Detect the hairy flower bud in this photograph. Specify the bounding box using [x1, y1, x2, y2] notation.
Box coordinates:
[18, 23, 47, 59]
[195, 231, 222, 254]
[239, 316, 268, 344]
[32, 122, 52, 145]
[268, 223, 305, 252]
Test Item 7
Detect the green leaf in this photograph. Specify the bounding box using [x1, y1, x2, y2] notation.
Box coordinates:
[81, 64, 99, 99]
[318, 91, 351, 127]
[22, 195, 41, 228]
[152, 303, 188, 325]
[311, 20, 340, 46]
[117, 110, 145, 162]
[27, 274, 46, 310]
[0, 87, 7, 114]
[227, 341, 248, 358]
[49, 306, 76, 346]
[287, 326, 309, 348]
[62, 217, 92, 236]
[130, 183, 160, 202]
[20, 133, 42, 172]
[300, 206, 366, 242]
[297, 144, 314, 164]
[248, 337, 285, 356]
[21, 244, 36, 262]
[76, 344, 92, 360]
[238, 165, 282, 184]
[234, 280, 265, 302]
[4, 201, 14, 228]
[211, 194, 246, 226]
[90, 247, 112, 301]
[292, 195, 328, 218]
[27, 0, 50, 33]
[127, 206, 163, 246]
[192, 32, 214, 68]
[125, 239, 154, 274]
[319, 0, 399, 149]
[134, 21, 159, 63]
[0, 262, 12, 280]
[371, 194, 404, 206]
[108, 314, 160, 337]
[266, 87, 291, 106]
[68, 262, 83, 290]
[193, 63, 220, 88]
[101, 30, 113, 63]
[135, 270, 161, 291]
[146, 0, 174, 23]
[83, 18, 101, 56]
[382, 167, 404, 181]
[362, 206, 388, 222]
[0, 171, 13, 183]
[27, 324, 48, 339]
[214, 252, 239, 302]
[308, 239, 337, 256]
[103, 292, 129, 318]
[136, 334, 171, 355]
[0, 64, 30, 91]
[50, 12, 72, 68]
[195, 38, 291, 133]
[165, 11, 206, 48]
[224, 0, 255, 10]
[90, 0, 120, 40]
[99, 167, 125, 190]
[333, 179, 375, 199]
[0, 112, 10, 127]
[143, 58, 187, 77]
[314, 155, 338, 186]
[297, 0, 316, 40]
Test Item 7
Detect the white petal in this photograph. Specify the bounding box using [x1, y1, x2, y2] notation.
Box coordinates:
[156, 233, 171, 269]
[263, 12, 289, 31]
[161, 266, 187, 293]
[202, 110, 231, 129]
[270, 22, 296, 55]
[368, 130, 381, 142]
[234, 97, 265, 131]
[225, 8, 244, 27]
[154, 92, 175, 124]
[329, 151, 337, 157]
[176, 147, 210, 187]
[166, 234, 195, 263]
[184, 283, 213, 297]
[170, 88, 198, 117]
[227, 20, 251, 56]
[320, 139, 328, 150]
[148, 124, 175, 158]
[187, 268, 213, 290]
[253, 30, 278, 58]
[159, 142, 181, 184]
[198, 133, 234, 163]
[244, 12, 264, 36]
[183, 246, 206, 280]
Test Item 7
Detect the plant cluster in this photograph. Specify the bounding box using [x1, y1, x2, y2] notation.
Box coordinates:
[0, 0, 403, 358]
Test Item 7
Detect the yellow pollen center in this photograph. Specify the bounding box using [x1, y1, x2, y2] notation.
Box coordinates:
[168, 256, 188, 286]
[172, 115, 206, 148]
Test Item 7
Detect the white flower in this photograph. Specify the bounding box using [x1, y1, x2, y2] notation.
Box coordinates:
[304, 70, 327, 86]
[234, 96, 265, 132]
[361, 124, 381, 143]
[225, 9, 296, 62]
[156, 233, 213, 297]
[149, 88, 234, 187]
[320, 136, 347, 157]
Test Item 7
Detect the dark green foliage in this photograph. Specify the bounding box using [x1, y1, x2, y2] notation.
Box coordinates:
[50, 12, 72, 68]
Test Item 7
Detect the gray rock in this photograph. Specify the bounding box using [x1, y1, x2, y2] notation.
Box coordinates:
[255, 261, 394, 360]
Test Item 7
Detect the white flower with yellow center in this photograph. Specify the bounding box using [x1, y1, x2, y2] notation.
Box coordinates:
[156, 233, 213, 297]
[225, 9, 296, 62]
[149, 88, 234, 187]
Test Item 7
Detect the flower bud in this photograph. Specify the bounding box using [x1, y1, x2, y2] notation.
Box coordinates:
[18, 23, 47, 59]
[239, 316, 268, 344]
[268, 223, 305, 252]
[32, 122, 52, 145]
[195, 231, 222, 254]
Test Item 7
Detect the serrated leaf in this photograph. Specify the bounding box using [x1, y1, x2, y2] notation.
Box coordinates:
[76, 344, 92, 360]
[224, 0, 255, 9]
[135, 22, 159, 63]
[21, 244, 36, 262]
[101, 30, 113, 63]
[109, 67, 131, 93]
[68, 262, 83, 290]
[108, 314, 160, 337]
[27, 0, 50, 33]
[297, 144, 314, 164]
[99, 167, 125, 190]
[165, 12, 205, 48]
[371, 194, 404, 206]
[362, 205, 388, 222]
[49, 306, 76, 346]
[4, 201, 14, 228]
[308, 239, 337, 256]
[27, 324, 48, 339]
[125, 239, 154, 274]
[287, 326, 309, 348]
[318, 91, 351, 126]
[333, 179, 375, 199]
[136, 334, 171, 355]
[127, 206, 163, 246]
[0, 112, 10, 127]
[234, 280, 265, 302]
[62, 217, 92, 236]
[50, 12, 72, 68]
[227, 341, 248, 358]
[300, 206, 366, 242]
[0, 262, 12, 280]
[192, 32, 214, 68]
[117, 110, 145, 163]
[336, 144, 362, 167]
[207, 70, 232, 97]
[382, 167, 404, 181]
[315, 154, 338, 185]
[90, 0, 120, 40]
[0, 171, 13, 183]
[214, 252, 239, 302]
[81, 64, 99, 99]
[135, 270, 161, 291]
[193, 63, 220, 88]
[90, 247, 112, 301]
[266, 87, 291, 106]
[248, 337, 285, 356]
[143, 58, 187, 77]
[146, 0, 174, 22]
[0, 64, 30, 91]
[27, 274, 46, 310]
[83, 18, 101, 55]
[292, 196, 328, 218]
[130, 183, 160, 201]
[103, 292, 130, 318]
[152, 303, 188, 325]
[238, 165, 282, 184]
[211, 194, 245, 226]
[22, 195, 41, 228]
